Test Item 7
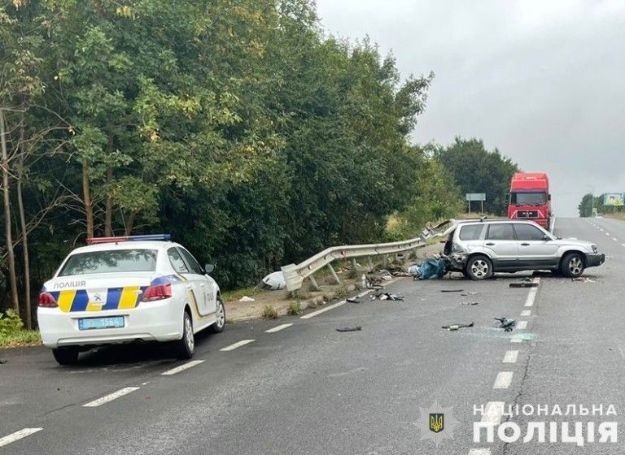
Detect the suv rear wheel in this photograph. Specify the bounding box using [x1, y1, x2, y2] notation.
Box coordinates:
[561, 252, 585, 278]
[466, 255, 493, 280]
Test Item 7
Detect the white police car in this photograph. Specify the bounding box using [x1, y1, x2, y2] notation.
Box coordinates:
[37, 235, 226, 365]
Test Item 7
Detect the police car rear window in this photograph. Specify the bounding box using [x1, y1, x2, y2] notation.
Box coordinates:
[58, 249, 158, 276]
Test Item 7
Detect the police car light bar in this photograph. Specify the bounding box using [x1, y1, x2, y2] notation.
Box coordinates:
[86, 234, 171, 245]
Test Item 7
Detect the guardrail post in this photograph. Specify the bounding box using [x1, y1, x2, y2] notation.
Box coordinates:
[327, 263, 341, 284]
[308, 275, 321, 291]
[368, 256, 373, 272]
[351, 258, 358, 270]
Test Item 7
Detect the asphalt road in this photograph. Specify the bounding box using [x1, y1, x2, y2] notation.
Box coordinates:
[0, 217, 623, 454]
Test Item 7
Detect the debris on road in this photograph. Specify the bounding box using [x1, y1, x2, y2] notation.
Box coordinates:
[495, 317, 516, 332]
[346, 297, 361, 304]
[411, 258, 449, 280]
[441, 289, 464, 293]
[371, 292, 404, 301]
[509, 278, 538, 288]
[460, 302, 479, 306]
[0, 359, 6, 365]
[336, 326, 362, 332]
[461, 291, 478, 297]
[366, 270, 393, 286]
[442, 322, 474, 331]
[572, 277, 595, 283]
[239, 296, 255, 302]
[261, 271, 286, 290]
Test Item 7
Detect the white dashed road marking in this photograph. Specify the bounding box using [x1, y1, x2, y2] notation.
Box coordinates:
[83, 387, 140, 407]
[0, 428, 43, 448]
[220, 339, 255, 352]
[493, 372, 513, 389]
[161, 360, 204, 376]
[510, 337, 523, 343]
[517, 321, 528, 330]
[524, 283, 539, 307]
[613, 238, 619, 242]
[481, 401, 505, 425]
[468, 449, 491, 455]
[521, 310, 531, 317]
[265, 323, 293, 333]
[300, 300, 346, 319]
[503, 350, 519, 363]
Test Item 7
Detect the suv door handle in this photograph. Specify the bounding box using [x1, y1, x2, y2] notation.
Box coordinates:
[486, 242, 495, 246]
[520, 243, 530, 246]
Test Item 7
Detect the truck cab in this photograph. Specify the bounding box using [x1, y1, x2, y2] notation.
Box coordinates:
[507, 172, 551, 230]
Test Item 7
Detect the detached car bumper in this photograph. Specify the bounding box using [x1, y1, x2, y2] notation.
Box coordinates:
[585, 253, 605, 268]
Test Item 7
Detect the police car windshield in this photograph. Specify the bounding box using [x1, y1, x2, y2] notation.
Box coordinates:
[58, 249, 158, 276]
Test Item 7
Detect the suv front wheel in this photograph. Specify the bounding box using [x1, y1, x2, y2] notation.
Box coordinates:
[561, 252, 585, 278]
[466, 255, 493, 280]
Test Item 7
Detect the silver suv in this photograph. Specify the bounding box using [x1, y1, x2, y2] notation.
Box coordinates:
[444, 220, 605, 280]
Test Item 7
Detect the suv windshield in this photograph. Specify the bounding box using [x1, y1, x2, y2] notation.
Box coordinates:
[58, 249, 158, 276]
[510, 192, 547, 205]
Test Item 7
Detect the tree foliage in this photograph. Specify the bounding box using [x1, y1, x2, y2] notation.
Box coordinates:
[434, 138, 519, 215]
[0, 1, 510, 324]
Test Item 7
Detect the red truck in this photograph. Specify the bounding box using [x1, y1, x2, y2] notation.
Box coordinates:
[507, 172, 551, 229]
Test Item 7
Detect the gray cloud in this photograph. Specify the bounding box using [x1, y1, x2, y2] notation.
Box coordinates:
[316, 0, 625, 216]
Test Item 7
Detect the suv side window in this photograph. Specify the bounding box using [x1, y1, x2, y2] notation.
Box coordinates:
[168, 247, 189, 274]
[486, 224, 515, 241]
[178, 247, 204, 275]
[514, 224, 545, 241]
[459, 224, 484, 241]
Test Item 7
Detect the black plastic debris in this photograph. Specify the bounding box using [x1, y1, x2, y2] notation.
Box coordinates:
[346, 297, 361, 304]
[495, 317, 516, 332]
[509, 280, 538, 288]
[460, 302, 479, 306]
[372, 292, 404, 301]
[461, 292, 478, 297]
[0, 359, 6, 365]
[441, 289, 464, 293]
[336, 326, 362, 333]
[442, 322, 474, 331]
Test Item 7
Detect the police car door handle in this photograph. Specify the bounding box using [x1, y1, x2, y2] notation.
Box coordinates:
[521, 243, 530, 246]
[486, 242, 495, 246]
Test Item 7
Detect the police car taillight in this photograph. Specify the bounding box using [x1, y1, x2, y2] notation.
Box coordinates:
[142, 283, 172, 301]
[38, 292, 58, 308]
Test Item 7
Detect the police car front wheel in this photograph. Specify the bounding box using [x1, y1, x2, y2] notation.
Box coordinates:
[52, 347, 79, 365]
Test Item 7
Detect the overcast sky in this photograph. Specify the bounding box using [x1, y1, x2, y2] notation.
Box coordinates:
[316, 0, 625, 216]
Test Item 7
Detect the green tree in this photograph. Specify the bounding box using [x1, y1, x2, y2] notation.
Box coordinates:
[435, 138, 518, 216]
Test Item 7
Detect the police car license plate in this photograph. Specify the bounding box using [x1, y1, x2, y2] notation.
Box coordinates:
[78, 316, 125, 330]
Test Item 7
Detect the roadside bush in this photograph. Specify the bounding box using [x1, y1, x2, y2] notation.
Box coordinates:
[287, 301, 302, 316]
[262, 305, 278, 319]
[0, 310, 24, 337]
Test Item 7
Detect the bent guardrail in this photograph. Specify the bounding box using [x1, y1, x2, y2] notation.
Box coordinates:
[281, 219, 457, 292]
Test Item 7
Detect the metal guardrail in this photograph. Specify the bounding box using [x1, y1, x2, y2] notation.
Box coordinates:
[281, 219, 458, 292]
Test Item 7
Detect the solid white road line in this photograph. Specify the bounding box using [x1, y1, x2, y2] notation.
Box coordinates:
[510, 337, 523, 343]
[481, 401, 505, 425]
[521, 310, 531, 317]
[220, 339, 255, 352]
[468, 449, 491, 455]
[300, 300, 346, 319]
[161, 360, 205, 376]
[357, 290, 372, 298]
[0, 428, 43, 448]
[83, 387, 140, 407]
[493, 372, 514, 389]
[265, 323, 293, 333]
[517, 321, 528, 330]
[503, 350, 519, 363]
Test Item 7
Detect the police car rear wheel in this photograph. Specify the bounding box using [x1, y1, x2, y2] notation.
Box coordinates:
[52, 347, 79, 365]
[211, 298, 226, 333]
[176, 311, 195, 359]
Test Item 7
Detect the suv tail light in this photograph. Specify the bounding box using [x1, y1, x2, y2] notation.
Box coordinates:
[142, 283, 172, 302]
[38, 292, 58, 308]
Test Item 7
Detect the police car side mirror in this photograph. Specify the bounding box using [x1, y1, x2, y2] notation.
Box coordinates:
[204, 264, 215, 274]
[543, 235, 551, 241]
